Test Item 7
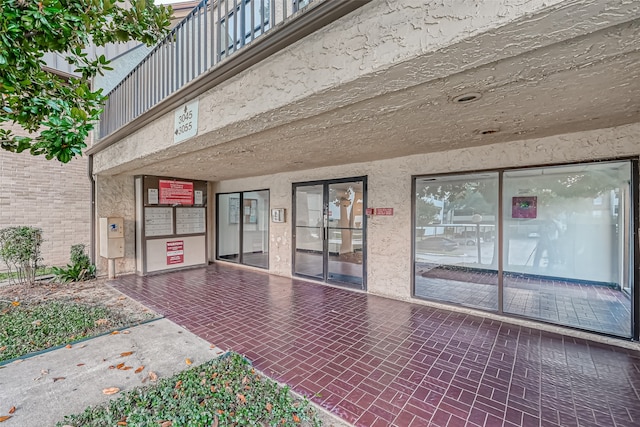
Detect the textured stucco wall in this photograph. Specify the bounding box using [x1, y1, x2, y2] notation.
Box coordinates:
[97, 122, 639, 295]
[0, 151, 90, 269]
[212, 122, 640, 300]
[95, 175, 137, 275]
[95, 0, 606, 174]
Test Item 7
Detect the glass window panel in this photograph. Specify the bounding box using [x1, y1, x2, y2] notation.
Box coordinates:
[294, 184, 324, 279]
[246, 0, 270, 40]
[503, 161, 633, 337]
[220, 19, 235, 54]
[217, 193, 240, 263]
[294, 237, 323, 279]
[242, 190, 269, 268]
[220, 0, 270, 55]
[327, 181, 364, 286]
[295, 185, 323, 227]
[293, 0, 311, 11]
[414, 173, 499, 310]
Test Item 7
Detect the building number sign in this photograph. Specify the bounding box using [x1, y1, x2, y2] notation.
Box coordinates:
[174, 99, 199, 143]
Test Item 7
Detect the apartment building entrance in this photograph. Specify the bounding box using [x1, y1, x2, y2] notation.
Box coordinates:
[293, 177, 366, 289]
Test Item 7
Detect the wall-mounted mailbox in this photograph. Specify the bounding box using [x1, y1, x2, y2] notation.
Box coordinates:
[99, 217, 124, 258]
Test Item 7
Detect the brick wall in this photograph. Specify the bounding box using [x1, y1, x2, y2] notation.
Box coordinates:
[0, 150, 91, 269]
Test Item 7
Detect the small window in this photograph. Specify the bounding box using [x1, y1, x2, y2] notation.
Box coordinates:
[293, 0, 312, 12]
[220, 0, 271, 56]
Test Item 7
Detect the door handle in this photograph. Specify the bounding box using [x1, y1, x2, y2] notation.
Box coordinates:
[323, 214, 328, 241]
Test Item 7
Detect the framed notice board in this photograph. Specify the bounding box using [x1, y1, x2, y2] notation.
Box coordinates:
[136, 175, 208, 275]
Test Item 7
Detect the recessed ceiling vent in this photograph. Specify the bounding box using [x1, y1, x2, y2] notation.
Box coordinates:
[476, 128, 499, 135]
[452, 92, 482, 104]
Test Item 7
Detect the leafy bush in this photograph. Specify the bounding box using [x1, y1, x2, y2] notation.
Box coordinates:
[57, 353, 322, 427]
[52, 244, 96, 283]
[0, 226, 43, 285]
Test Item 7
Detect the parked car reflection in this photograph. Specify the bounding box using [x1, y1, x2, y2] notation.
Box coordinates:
[416, 236, 459, 252]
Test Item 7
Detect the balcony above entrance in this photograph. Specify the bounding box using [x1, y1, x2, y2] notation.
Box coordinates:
[89, 0, 640, 183]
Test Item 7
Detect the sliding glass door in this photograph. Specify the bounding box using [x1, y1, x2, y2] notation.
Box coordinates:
[414, 160, 636, 338]
[414, 173, 499, 311]
[501, 162, 633, 336]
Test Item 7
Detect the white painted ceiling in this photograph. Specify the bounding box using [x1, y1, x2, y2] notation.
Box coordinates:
[106, 3, 640, 181]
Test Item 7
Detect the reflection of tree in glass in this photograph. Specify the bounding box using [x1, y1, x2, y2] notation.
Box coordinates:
[415, 198, 440, 226]
[515, 169, 627, 271]
[417, 180, 497, 218]
[516, 170, 620, 209]
[416, 178, 498, 266]
[415, 166, 628, 271]
[418, 170, 620, 219]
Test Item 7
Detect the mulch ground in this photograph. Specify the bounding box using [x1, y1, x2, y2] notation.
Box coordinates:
[0, 277, 158, 325]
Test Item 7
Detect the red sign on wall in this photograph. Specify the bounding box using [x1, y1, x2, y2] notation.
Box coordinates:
[166, 240, 184, 265]
[159, 180, 194, 205]
[375, 208, 394, 216]
[512, 196, 537, 219]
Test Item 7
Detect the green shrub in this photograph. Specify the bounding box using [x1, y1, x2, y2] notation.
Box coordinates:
[70, 244, 91, 267]
[52, 244, 96, 283]
[0, 226, 43, 285]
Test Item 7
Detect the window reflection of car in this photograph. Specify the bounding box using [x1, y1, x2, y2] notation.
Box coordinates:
[416, 237, 459, 252]
[455, 237, 478, 246]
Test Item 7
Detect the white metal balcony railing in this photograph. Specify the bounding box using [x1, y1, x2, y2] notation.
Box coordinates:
[98, 0, 314, 139]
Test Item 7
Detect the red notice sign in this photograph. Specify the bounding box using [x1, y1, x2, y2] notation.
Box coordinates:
[375, 208, 394, 216]
[159, 180, 194, 205]
[365, 208, 374, 215]
[166, 240, 184, 265]
[512, 196, 537, 219]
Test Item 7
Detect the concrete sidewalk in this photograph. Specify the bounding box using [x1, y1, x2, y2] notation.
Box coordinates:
[0, 318, 223, 426]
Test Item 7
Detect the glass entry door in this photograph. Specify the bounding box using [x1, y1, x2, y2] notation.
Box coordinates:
[294, 178, 366, 289]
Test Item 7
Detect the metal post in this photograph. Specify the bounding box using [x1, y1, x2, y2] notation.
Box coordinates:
[476, 223, 481, 264]
[472, 213, 482, 264]
[108, 258, 116, 279]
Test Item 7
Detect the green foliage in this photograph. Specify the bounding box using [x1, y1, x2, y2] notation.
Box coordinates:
[52, 243, 96, 282]
[415, 197, 440, 226]
[70, 243, 90, 266]
[0, 226, 43, 285]
[0, 0, 172, 162]
[0, 267, 54, 281]
[58, 352, 322, 427]
[0, 300, 136, 362]
[418, 180, 498, 215]
[418, 168, 618, 212]
[51, 263, 95, 283]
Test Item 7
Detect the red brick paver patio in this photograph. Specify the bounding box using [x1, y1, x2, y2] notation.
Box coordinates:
[111, 264, 640, 426]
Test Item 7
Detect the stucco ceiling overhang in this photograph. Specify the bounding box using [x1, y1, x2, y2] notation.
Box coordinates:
[92, 0, 640, 181]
